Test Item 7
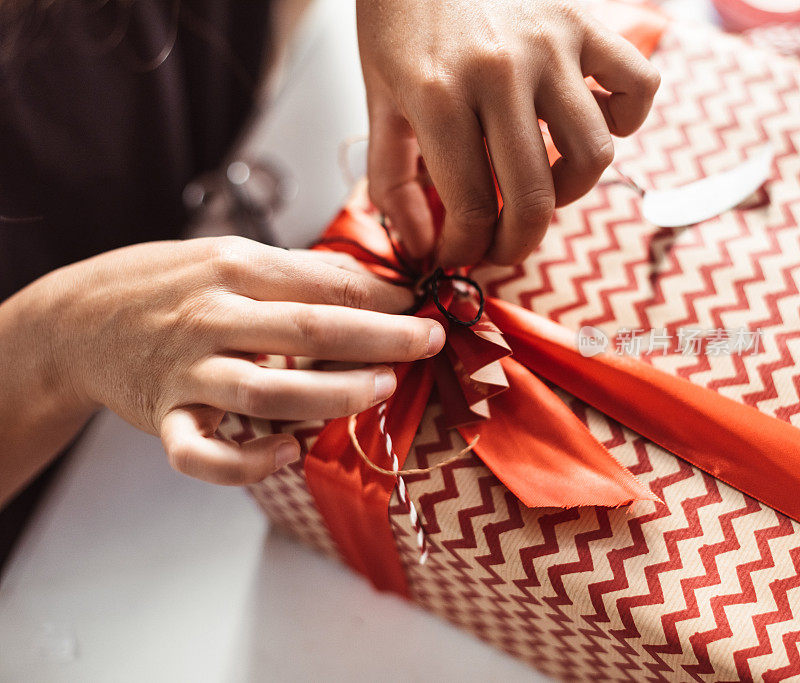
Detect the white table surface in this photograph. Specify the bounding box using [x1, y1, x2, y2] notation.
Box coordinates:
[0, 411, 544, 682]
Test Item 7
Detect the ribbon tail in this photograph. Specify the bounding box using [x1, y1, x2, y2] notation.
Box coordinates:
[485, 297, 800, 524]
[459, 356, 657, 509]
[304, 360, 434, 595]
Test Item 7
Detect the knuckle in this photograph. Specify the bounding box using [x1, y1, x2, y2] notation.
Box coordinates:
[493, 250, 527, 267]
[166, 439, 194, 476]
[178, 292, 223, 339]
[341, 390, 364, 417]
[532, 27, 563, 63]
[512, 187, 555, 229]
[207, 235, 252, 284]
[215, 463, 251, 487]
[367, 175, 398, 208]
[529, 4, 587, 61]
[367, 181, 387, 208]
[475, 45, 517, 81]
[451, 198, 497, 234]
[236, 373, 267, 417]
[336, 272, 372, 310]
[416, 73, 454, 105]
[295, 307, 328, 353]
[559, 1, 589, 27]
[549, 1, 589, 35]
[344, 376, 378, 415]
[625, 60, 661, 103]
[399, 324, 425, 359]
[640, 64, 661, 98]
[580, 135, 615, 175]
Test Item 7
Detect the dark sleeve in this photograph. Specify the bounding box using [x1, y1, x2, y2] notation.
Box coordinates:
[0, 0, 271, 300]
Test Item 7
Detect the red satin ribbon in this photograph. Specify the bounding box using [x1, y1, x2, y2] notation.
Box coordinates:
[459, 356, 657, 509]
[304, 362, 434, 595]
[486, 299, 800, 525]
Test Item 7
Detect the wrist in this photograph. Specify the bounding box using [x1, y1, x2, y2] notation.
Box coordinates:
[0, 268, 98, 506]
[20, 268, 99, 419]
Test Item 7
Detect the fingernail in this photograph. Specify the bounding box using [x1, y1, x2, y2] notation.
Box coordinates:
[373, 367, 396, 403]
[426, 324, 446, 356]
[275, 441, 300, 469]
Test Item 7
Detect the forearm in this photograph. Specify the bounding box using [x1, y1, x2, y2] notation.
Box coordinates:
[0, 275, 96, 507]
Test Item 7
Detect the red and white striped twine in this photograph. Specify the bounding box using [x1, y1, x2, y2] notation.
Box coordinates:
[377, 402, 429, 565]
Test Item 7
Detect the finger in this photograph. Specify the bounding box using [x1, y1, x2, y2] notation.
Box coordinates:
[206, 238, 414, 313]
[409, 88, 497, 268]
[190, 357, 398, 420]
[480, 97, 555, 265]
[367, 103, 435, 259]
[220, 299, 446, 361]
[161, 405, 301, 486]
[289, 249, 373, 276]
[536, 68, 614, 207]
[581, 24, 660, 137]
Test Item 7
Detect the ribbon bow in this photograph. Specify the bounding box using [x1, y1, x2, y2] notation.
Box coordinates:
[301, 195, 800, 596]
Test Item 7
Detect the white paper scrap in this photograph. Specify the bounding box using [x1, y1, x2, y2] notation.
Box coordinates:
[641, 146, 774, 228]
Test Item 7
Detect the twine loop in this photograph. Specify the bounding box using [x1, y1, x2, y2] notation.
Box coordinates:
[347, 413, 478, 477]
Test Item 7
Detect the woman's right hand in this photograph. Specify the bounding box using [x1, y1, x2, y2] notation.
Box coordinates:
[30, 236, 445, 486]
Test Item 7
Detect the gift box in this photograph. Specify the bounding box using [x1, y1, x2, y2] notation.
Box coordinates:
[219, 6, 800, 680]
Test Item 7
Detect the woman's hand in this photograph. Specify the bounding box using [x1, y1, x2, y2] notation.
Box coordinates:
[11, 237, 444, 490]
[357, 0, 660, 266]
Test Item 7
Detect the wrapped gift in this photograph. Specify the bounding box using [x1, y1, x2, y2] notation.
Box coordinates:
[219, 6, 800, 681]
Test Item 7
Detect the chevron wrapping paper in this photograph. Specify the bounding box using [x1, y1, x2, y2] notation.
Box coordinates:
[219, 19, 800, 682]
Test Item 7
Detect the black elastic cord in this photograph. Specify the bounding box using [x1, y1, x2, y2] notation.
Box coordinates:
[419, 268, 485, 327]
